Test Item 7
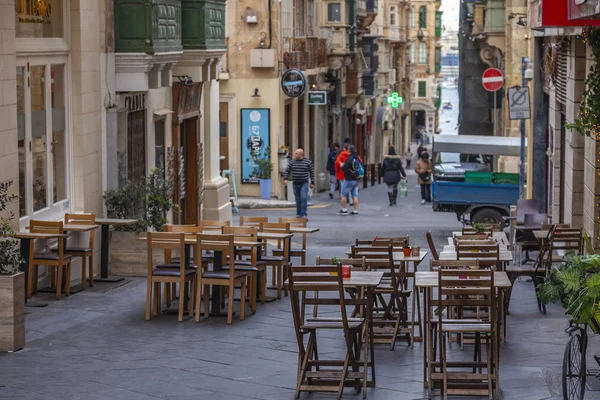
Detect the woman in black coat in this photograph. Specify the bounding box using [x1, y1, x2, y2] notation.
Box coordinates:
[382, 146, 406, 206]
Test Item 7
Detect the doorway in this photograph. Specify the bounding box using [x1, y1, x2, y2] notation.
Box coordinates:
[219, 102, 229, 172]
[178, 118, 199, 225]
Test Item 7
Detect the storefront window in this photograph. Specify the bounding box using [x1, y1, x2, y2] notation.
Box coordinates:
[16, 0, 64, 39]
[51, 65, 66, 203]
[17, 67, 26, 217]
[31, 66, 47, 212]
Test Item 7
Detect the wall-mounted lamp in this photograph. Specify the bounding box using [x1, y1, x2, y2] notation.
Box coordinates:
[508, 13, 527, 21]
[516, 17, 527, 27]
[173, 75, 193, 86]
[417, 28, 424, 41]
[252, 88, 261, 97]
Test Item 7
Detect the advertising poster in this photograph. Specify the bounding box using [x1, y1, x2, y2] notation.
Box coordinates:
[241, 108, 270, 183]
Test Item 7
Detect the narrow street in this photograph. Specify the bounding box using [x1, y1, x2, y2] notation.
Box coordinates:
[0, 174, 585, 400]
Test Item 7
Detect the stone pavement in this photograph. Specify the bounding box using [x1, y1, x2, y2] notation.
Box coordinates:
[1, 171, 597, 400]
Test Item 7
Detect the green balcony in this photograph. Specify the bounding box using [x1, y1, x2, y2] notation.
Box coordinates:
[181, 0, 226, 50]
[115, 0, 182, 53]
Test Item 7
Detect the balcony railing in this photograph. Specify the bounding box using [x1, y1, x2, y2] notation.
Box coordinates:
[181, 0, 226, 50]
[115, 0, 183, 53]
[385, 26, 407, 43]
[284, 38, 328, 70]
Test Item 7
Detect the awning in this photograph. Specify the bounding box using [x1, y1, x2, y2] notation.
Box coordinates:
[154, 108, 174, 116]
[432, 134, 524, 157]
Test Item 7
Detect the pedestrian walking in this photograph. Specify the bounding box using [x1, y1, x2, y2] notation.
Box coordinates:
[335, 143, 353, 204]
[382, 146, 406, 206]
[284, 149, 315, 219]
[338, 145, 362, 216]
[415, 130, 422, 145]
[415, 151, 433, 204]
[417, 143, 425, 159]
[326, 142, 340, 199]
[404, 149, 414, 169]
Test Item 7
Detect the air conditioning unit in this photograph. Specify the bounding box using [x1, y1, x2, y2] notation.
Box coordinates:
[250, 49, 276, 68]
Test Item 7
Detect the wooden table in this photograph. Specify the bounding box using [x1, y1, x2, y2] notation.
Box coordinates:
[416, 271, 511, 389]
[95, 218, 139, 282]
[15, 232, 68, 305]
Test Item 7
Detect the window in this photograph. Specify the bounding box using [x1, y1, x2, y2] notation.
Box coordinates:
[307, 0, 315, 36]
[16, 0, 64, 38]
[390, 7, 396, 25]
[419, 6, 427, 29]
[155, 120, 165, 177]
[282, 0, 293, 39]
[418, 81, 427, 97]
[410, 7, 416, 28]
[328, 2, 342, 23]
[419, 43, 427, 64]
[17, 61, 69, 219]
[410, 45, 415, 64]
[295, 0, 305, 37]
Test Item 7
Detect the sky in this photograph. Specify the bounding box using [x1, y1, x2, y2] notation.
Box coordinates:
[440, 0, 460, 31]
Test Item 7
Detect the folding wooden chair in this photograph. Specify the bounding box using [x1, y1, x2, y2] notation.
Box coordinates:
[315, 256, 366, 317]
[548, 227, 582, 264]
[426, 231, 439, 261]
[288, 264, 367, 399]
[457, 243, 500, 271]
[430, 259, 480, 271]
[372, 236, 409, 247]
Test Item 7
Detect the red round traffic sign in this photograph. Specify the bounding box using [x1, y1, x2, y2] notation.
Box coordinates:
[482, 68, 504, 92]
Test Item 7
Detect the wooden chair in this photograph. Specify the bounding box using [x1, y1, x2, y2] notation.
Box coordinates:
[315, 257, 366, 318]
[434, 269, 497, 399]
[288, 263, 367, 399]
[426, 231, 439, 261]
[145, 232, 196, 322]
[430, 259, 480, 271]
[462, 225, 497, 235]
[260, 221, 291, 299]
[372, 236, 409, 247]
[239, 216, 268, 228]
[453, 234, 490, 242]
[29, 220, 72, 301]
[198, 220, 231, 261]
[223, 225, 262, 312]
[274, 217, 307, 265]
[63, 213, 96, 289]
[548, 227, 583, 264]
[194, 233, 247, 324]
[457, 243, 500, 271]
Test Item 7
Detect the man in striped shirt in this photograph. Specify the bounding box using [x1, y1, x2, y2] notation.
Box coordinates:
[284, 149, 315, 219]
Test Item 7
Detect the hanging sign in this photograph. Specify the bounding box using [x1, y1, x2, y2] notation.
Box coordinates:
[307, 91, 327, 105]
[241, 109, 270, 183]
[281, 69, 307, 98]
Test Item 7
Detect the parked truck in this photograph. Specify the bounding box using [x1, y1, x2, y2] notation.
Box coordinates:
[431, 134, 522, 224]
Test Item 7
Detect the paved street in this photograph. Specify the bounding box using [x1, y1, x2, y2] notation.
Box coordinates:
[1, 169, 595, 400]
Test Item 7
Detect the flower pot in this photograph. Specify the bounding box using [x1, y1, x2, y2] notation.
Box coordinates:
[110, 231, 164, 277]
[0, 272, 25, 352]
[259, 178, 272, 200]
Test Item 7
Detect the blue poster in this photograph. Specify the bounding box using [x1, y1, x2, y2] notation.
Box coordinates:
[241, 109, 270, 183]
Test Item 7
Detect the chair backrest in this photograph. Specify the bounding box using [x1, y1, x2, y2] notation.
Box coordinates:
[64, 213, 96, 248]
[355, 238, 375, 246]
[316, 256, 366, 271]
[288, 264, 352, 335]
[279, 217, 307, 249]
[437, 269, 495, 328]
[550, 228, 583, 255]
[350, 245, 394, 259]
[165, 225, 202, 233]
[454, 239, 497, 247]
[195, 233, 236, 281]
[426, 231, 439, 261]
[541, 223, 569, 230]
[462, 225, 496, 235]
[199, 220, 230, 233]
[456, 243, 500, 270]
[260, 222, 291, 250]
[430, 259, 480, 271]
[30, 220, 65, 256]
[147, 232, 186, 276]
[372, 236, 409, 247]
[453, 234, 490, 242]
[240, 216, 268, 228]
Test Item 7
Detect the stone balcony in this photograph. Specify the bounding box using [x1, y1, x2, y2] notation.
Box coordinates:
[385, 26, 407, 43]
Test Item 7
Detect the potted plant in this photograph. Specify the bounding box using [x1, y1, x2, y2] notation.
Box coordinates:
[103, 168, 179, 277]
[0, 180, 25, 352]
[247, 147, 273, 200]
[538, 249, 600, 333]
[473, 223, 486, 234]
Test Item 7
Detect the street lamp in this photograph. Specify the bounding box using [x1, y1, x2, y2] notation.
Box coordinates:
[417, 28, 424, 41]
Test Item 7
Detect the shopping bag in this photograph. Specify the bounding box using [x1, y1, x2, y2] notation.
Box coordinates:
[399, 181, 408, 198]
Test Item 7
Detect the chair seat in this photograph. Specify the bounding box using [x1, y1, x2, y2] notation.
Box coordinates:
[64, 247, 93, 253]
[441, 323, 492, 333]
[151, 269, 196, 277]
[229, 260, 267, 267]
[227, 265, 259, 272]
[34, 253, 72, 262]
[261, 255, 287, 263]
[156, 263, 198, 270]
[202, 271, 247, 280]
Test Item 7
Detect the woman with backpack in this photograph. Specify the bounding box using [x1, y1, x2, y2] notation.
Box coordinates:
[415, 151, 433, 204]
[382, 146, 406, 206]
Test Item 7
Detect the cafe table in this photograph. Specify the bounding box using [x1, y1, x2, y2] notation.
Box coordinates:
[14, 232, 68, 305]
[416, 271, 511, 389]
[95, 218, 139, 282]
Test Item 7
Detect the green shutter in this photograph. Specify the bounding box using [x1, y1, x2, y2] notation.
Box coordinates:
[418, 81, 427, 97]
[435, 12, 442, 38]
[419, 6, 426, 28]
[181, 0, 226, 50]
[435, 48, 442, 73]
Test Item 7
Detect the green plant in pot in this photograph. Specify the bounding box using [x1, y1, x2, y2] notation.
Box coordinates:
[473, 223, 486, 234]
[538, 246, 600, 333]
[0, 180, 25, 352]
[247, 146, 273, 200]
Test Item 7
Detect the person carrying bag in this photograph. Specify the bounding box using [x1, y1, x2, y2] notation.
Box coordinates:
[382, 146, 406, 206]
[415, 151, 432, 204]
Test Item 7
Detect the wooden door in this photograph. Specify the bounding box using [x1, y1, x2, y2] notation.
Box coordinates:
[219, 102, 229, 172]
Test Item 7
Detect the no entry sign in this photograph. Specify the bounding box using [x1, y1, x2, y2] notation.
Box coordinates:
[482, 68, 504, 92]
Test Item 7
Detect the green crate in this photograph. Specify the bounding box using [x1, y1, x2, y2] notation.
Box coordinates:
[465, 171, 493, 184]
[494, 173, 519, 185]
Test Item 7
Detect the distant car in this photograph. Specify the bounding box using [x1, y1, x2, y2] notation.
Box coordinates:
[434, 152, 491, 182]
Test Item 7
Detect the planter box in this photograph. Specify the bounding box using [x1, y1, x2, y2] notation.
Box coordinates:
[0, 273, 25, 352]
[109, 231, 165, 277]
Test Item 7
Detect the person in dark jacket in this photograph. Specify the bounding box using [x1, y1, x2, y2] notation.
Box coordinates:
[326, 142, 340, 199]
[338, 145, 362, 216]
[382, 146, 406, 206]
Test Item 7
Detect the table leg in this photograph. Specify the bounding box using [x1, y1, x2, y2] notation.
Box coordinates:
[423, 287, 429, 388]
[210, 251, 230, 317]
[367, 287, 376, 387]
[183, 244, 191, 312]
[20, 238, 30, 305]
[96, 224, 123, 283]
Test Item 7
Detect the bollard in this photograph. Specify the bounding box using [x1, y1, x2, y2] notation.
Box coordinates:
[371, 164, 376, 186]
[377, 163, 382, 184]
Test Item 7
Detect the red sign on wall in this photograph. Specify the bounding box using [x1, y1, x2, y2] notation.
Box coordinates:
[366, 116, 373, 137]
[529, 0, 600, 28]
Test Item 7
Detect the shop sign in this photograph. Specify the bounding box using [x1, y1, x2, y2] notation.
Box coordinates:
[281, 69, 307, 98]
[307, 91, 327, 105]
[241, 109, 270, 183]
[529, 0, 600, 28]
[177, 83, 203, 116]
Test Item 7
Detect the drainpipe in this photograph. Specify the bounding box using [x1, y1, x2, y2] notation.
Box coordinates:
[349, 0, 356, 52]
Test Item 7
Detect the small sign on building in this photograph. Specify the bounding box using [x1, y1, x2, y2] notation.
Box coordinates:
[307, 91, 327, 105]
[507, 86, 531, 120]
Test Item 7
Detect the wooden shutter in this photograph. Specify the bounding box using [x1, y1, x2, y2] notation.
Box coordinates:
[555, 45, 568, 106]
[127, 110, 146, 184]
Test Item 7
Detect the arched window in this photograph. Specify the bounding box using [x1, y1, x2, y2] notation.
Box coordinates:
[390, 7, 396, 25]
[418, 43, 427, 64]
[419, 6, 427, 28]
[410, 7, 416, 28]
[410, 45, 415, 64]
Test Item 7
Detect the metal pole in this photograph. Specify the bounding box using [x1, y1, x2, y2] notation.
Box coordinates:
[493, 91, 497, 137]
[519, 59, 526, 199]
